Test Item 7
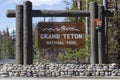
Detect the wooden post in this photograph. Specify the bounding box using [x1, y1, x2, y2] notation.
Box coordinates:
[23, 1, 33, 65]
[103, 0, 108, 64]
[90, 2, 98, 64]
[98, 5, 105, 64]
[16, 5, 23, 64]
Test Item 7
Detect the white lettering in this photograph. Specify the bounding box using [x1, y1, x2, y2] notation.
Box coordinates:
[63, 34, 67, 39]
[40, 34, 83, 39]
[66, 41, 76, 45]
[63, 34, 83, 39]
[46, 41, 64, 45]
[40, 34, 60, 39]
[74, 34, 83, 39]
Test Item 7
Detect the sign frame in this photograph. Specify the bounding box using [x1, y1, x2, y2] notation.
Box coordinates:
[38, 22, 85, 49]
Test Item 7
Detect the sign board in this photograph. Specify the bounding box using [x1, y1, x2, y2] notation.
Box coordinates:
[38, 22, 85, 49]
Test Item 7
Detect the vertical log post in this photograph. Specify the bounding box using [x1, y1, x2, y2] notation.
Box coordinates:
[90, 2, 98, 64]
[16, 5, 23, 64]
[98, 5, 105, 64]
[103, 0, 108, 64]
[23, 1, 33, 65]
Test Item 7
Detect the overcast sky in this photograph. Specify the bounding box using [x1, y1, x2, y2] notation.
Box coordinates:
[0, 0, 71, 31]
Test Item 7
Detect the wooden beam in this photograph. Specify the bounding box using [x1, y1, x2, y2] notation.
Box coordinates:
[7, 10, 16, 17]
[6, 10, 113, 18]
[7, 10, 90, 17]
[32, 10, 90, 17]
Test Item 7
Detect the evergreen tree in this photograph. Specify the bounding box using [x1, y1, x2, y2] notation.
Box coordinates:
[1, 30, 7, 59]
[33, 25, 42, 63]
[0, 28, 15, 59]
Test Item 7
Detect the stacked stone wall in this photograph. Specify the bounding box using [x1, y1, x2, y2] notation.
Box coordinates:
[0, 63, 120, 77]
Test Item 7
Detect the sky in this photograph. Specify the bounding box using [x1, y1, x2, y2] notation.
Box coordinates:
[0, 0, 72, 31]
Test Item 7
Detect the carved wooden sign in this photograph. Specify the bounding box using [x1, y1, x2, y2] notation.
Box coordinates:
[38, 22, 85, 49]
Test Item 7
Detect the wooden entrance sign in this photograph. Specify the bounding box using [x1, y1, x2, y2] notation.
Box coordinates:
[6, 1, 113, 64]
[38, 22, 85, 49]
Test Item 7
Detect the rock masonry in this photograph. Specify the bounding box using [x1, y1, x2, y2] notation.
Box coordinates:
[0, 63, 120, 77]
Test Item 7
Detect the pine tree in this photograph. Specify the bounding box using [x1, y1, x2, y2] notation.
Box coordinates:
[33, 25, 42, 63]
[0, 28, 15, 59]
